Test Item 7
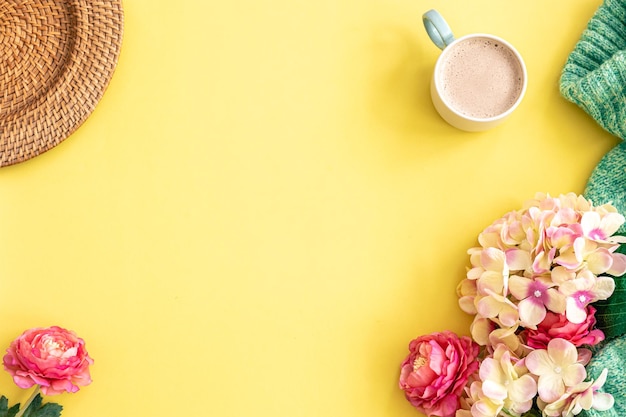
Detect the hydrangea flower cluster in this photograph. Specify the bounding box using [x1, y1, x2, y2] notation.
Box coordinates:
[399, 193, 626, 417]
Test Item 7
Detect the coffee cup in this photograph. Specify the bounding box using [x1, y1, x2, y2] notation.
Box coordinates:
[422, 9, 527, 132]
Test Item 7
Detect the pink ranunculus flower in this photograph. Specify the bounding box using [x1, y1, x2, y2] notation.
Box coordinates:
[521, 306, 604, 349]
[3, 326, 94, 395]
[399, 331, 480, 417]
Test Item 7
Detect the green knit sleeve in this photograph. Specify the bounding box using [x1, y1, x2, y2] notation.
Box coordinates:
[560, 0, 626, 140]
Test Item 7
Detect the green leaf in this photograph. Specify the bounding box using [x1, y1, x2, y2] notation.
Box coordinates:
[595, 239, 626, 340]
[0, 396, 20, 417]
[20, 395, 62, 417]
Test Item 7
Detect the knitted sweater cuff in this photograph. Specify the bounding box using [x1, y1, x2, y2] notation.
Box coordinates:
[584, 141, 626, 234]
[560, 0, 626, 140]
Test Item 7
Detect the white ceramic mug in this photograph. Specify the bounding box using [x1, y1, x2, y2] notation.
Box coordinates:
[423, 10, 527, 132]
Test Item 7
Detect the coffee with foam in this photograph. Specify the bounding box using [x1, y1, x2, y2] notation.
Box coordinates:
[437, 37, 524, 119]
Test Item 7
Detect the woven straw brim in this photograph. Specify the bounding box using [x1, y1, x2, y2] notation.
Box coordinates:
[0, 0, 124, 167]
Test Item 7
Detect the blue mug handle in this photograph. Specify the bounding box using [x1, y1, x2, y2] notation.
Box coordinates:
[422, 9, 455, 50]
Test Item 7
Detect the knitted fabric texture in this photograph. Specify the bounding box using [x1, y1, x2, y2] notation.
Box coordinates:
[579, 335, 626, 417]
[584, 141, 626, 235]
[560, 0, 626, 140]
[564, 2, 626, 416]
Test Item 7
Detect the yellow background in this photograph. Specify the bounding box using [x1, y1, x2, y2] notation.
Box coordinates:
[0, 0, 620, 416]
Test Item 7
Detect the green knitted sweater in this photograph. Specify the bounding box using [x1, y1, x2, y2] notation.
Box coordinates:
[561, 0, 626, 141]
[560, 1, 626, 416]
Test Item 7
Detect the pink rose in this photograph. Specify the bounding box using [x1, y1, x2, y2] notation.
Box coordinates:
[522, 306, 604, 349]
[3, 326, 94, 395]
[399, 331, 480, 417]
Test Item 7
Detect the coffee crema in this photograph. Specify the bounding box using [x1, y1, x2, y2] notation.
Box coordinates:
[437, 38, 524, 119]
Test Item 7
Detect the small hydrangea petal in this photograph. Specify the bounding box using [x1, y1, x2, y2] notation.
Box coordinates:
[467, 267, 482, 280]
[554, 238, 585, 270]
[471, 399, 503, 417]
[508, 275, 531, 301]
[585, 248, 614, 274]
[548, 226, 578, 248]
[459, 296, 477, 315]
[478, 357, 500, 383]
[608, 252, 626, 276]
[594, 276, 615, 300]
[526, 349, 552, 375]
[537, 373, 565, 402]
[488, 326, 522, 354]
[561, 363, 586, 387]
[506, 249, 532, 271]
[551, 266, 575, 285]
[518, 297, 547, 327]
[593, 393, 614, 411]
[470, 317, 494, 346]
[481, 380, 507, 402]
[477, 271, 507, 295]
[533, 250, 554, 274]
[508, 374, 537, 403]
[544, 288, 566, 314]
[546, 338, 578, 365]
[566, 297, 587, 324]
[481, 247, 506, 271]
[476, 296, 503, 319]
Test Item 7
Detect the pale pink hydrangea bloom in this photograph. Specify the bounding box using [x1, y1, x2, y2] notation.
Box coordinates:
[558, 270, 615, 324]
[476, 290, 519, 328]
[457, 192, 626, 350]
[468, 388, 504, 417]
[474, 344, 537, 416]
[525, 338, 586, 403]
[508, 275, 565, 328]
[538, 368, 613, 417]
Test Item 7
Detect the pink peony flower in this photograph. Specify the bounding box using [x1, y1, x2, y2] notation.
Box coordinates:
[521, 306, 604, 349]
[399, 331, 480, 417]
[3, 326, 93, 395]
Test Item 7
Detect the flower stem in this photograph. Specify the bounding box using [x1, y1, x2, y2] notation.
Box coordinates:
[15, 385, 40, 417]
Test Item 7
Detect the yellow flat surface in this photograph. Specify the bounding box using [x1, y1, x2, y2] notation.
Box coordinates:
[0, 0, 620, 416]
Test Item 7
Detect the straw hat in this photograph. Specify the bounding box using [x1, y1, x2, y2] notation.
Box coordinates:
[0, 0, 124, 167]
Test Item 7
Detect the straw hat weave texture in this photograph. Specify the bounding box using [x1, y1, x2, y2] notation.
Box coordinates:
[0, 0, 124, 167]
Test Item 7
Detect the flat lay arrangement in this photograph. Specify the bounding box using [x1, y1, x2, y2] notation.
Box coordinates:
[399, 1, 626, 416]
[400, 193, 625, 417]
[3, 1, 626, 417]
